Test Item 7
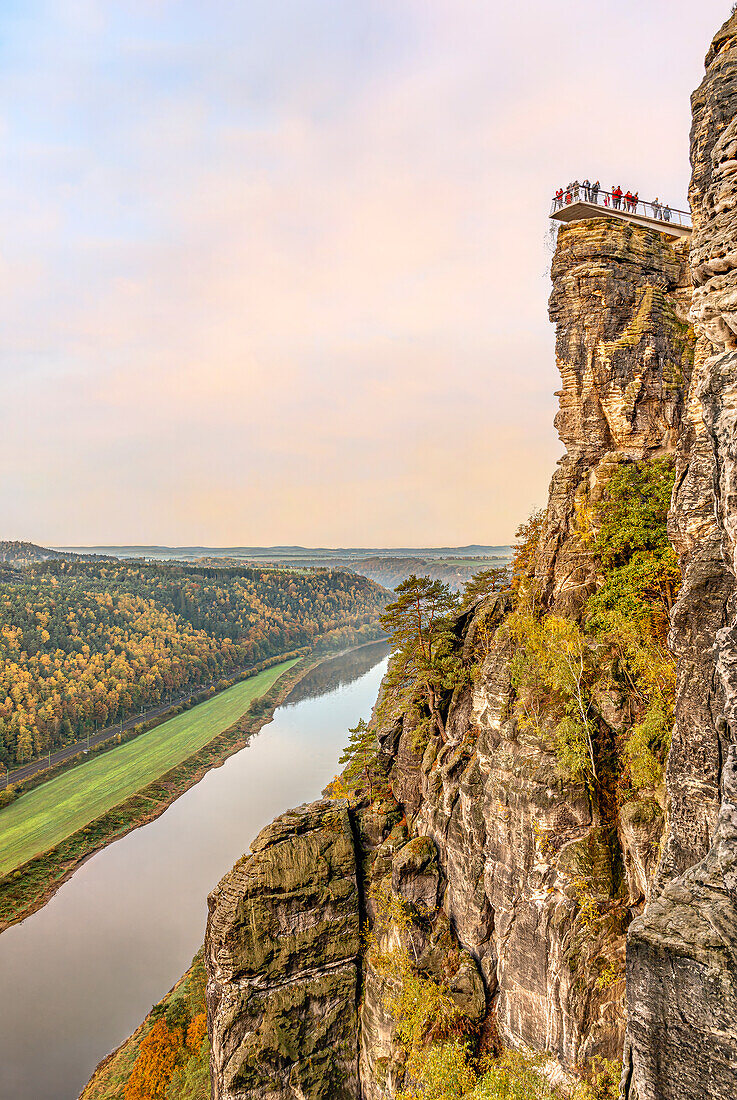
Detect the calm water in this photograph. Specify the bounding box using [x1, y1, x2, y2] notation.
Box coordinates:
[0, 642, 389, 1100]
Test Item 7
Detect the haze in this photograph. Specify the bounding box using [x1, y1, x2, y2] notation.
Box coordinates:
[1, 0, 730, 545]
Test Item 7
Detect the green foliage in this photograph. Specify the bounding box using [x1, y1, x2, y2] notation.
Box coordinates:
[460, 567, 510, 610]
[511, 509, 546, 592]
[507, 459, 679, 794]
[0, 785, 17, 808]
[591, 459, 674, 568]
[472, 1050, 560, 1099]
[623, 705, 671, 791]
[471, 1051, 619, 1100]
[334, 718, 378, 798]
[380, 576, 465, 741]
[165, 1037, 210, 1100]
[588, 459, 679, 643]
[507, 611, 598, 785]
[0, 559, 385, 767]
[367, 885, 476, 1100]
[587, 458, 679, 790]
[400, 1041, 478, 1100]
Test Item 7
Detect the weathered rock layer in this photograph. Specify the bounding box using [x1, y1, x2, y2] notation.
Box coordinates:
[206, 13, 737, 1100]
[206, 801, 361, 1100]
[622, 13, 737, 1100]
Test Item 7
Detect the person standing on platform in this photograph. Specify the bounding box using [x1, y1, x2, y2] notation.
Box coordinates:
[652, 197, 661, 219]
[613, 185, 622, 209]
[663, 204, 672, 222]
[592, 180, 600, 203]
[582, 178, 591, 201]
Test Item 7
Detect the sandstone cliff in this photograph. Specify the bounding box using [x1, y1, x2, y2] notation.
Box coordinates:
[622, 13, 737, 1100]
[206, 214, 695, 1098]
[205, 800, 361, 1100]
[206, 14, 737, 1100]
[351, 216, 693, 1095]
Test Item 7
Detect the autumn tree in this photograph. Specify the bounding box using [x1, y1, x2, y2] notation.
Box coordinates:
[511, 508, 546, 593]
[124, 1018, 182, 1100]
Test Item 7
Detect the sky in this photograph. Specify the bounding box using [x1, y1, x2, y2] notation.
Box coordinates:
[0, 0, 732, 548]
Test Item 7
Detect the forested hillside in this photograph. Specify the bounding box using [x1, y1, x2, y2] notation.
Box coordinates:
[0, 560, 386, 767]
[0, 540, 77, 566]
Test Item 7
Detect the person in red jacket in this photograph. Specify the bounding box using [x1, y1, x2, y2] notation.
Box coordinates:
[612, 185, 623, 209]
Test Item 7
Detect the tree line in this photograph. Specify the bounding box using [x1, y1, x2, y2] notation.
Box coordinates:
[0, 559, 387, 767]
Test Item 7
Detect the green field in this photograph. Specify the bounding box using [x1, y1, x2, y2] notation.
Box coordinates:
[0, 660, 297, 875]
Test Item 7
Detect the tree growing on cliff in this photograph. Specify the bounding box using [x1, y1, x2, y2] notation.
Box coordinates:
[124, 1018, 182, 1100]
[511, 508, 546, 594]
[380, 576, 464, 743]
[337, 718, 377, 799]
[460, 565, 510, 610]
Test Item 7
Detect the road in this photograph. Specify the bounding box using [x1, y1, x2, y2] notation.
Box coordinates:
[3, 663, 275, 789]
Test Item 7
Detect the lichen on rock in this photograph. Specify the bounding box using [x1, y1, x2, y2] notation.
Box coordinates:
[205, 799, 361, 1100]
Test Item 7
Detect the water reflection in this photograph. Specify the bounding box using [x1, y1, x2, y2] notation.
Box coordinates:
[283, 640, 389, 704]
[0, 646, 388, 1100]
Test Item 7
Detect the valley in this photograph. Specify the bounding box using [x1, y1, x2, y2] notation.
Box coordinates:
[0, 643, 389, 1100]
[0, 660, 298, 877]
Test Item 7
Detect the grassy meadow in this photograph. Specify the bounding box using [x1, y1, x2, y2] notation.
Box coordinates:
[0, 660, 297, 876]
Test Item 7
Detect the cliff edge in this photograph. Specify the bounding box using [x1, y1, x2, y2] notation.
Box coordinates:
[622, 13, 737, 1100]
[205, 12, 737, 1100]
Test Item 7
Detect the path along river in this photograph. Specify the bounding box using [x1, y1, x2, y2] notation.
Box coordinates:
[0, 641, 389, 1100]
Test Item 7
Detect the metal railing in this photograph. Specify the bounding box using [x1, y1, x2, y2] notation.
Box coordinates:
[550, 183, 692, 229]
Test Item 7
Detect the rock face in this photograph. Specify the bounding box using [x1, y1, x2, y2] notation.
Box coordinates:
[205, 800, 361, 1100]
[622, 13, 737, 1100]
[623, 748, 737, 1100]
[538, 220, 692, 615]
[207, 216, 697, 1100]
[347, 213, 696, 1094]
[207, 15, 737, 1099]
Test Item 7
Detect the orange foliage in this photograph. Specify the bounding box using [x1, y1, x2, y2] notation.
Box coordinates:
[0, 559, 386, 767]
[124, 1019, 182, 1100]
[186, 1012, 207, 1052]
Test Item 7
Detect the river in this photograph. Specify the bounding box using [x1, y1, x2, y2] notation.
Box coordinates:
[0, 641, 389, 1100]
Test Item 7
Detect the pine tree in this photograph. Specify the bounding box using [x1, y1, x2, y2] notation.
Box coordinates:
[338, 718, 376, 799]
[380, 575, 464, 742]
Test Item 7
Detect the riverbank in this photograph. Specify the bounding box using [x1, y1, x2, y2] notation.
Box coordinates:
[0, 643, 389, 1098]
[3, 649, 307, 794]
[0, 654, 315, 934]
[79, 950, 209, 1100]
[0, 661, 300, 877]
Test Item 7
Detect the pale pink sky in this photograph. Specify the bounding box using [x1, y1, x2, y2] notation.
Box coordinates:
[0, 0, 731, 546]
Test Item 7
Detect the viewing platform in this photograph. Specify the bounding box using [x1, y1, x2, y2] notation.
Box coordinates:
[550, 184, 691, 239]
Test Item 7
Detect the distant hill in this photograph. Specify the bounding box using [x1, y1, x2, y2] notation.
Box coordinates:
[0, 541, 114, 569]
[0, 557, 387, 768]
[0, 541, 72, 567]
[50, 543, 513, 593]
[55, 543, 512, 569]
[349, 554, 512, 593]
